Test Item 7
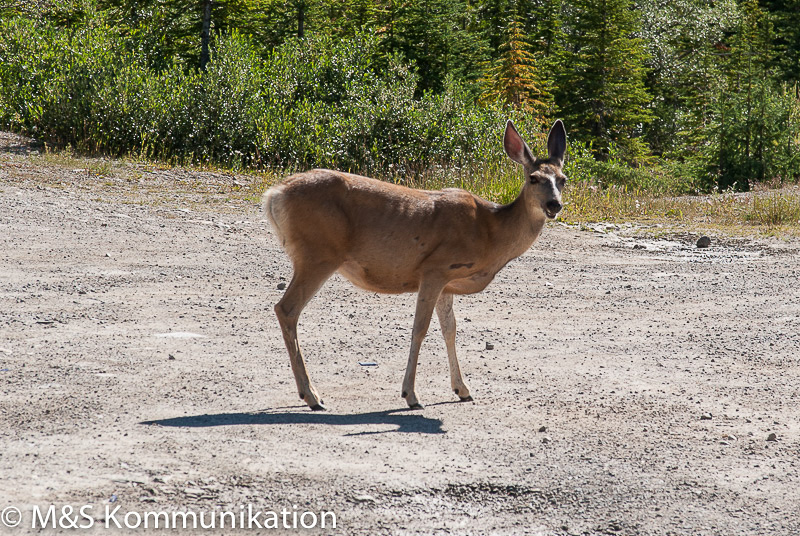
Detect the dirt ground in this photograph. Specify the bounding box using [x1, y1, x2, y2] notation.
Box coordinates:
[1, 132, 799, 535]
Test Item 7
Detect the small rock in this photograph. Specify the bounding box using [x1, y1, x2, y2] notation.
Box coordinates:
[696, 236, 712, 248]
[485, 342, 494, 350]
[277, 282, 286, 290]
[767, 432, 778, 442]
[538, 425, 547, 433]
[353, 494, 375, 503]
[168, 354, 176, 361]
[700, 412, 713, 420]
[541, 436, 552, 444]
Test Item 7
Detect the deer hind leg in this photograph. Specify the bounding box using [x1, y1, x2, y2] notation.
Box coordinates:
[274, 261, 338, 411]
[401, 279, 446, 409]
[435, 293, 473, 402]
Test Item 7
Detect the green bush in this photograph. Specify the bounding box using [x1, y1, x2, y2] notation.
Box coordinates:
[0, 13, 513, 179]
[563, 142, 702, 196]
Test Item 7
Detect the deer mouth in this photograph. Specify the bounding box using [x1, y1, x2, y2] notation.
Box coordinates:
[543, 201, 563, 219]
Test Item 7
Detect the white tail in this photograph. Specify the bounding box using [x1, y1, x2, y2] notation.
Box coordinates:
[264, 120, 568, 410]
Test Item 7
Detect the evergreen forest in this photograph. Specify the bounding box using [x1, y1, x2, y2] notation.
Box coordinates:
[1, 0, 799, 195]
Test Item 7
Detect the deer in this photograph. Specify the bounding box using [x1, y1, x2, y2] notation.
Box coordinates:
[263, 119, 567, 410]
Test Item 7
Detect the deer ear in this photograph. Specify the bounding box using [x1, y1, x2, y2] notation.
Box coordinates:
[504, 120, 536, 168]
[547, 120, 567, 166]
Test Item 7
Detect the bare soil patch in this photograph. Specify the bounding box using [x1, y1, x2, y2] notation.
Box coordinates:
[1, 133, 799, 535]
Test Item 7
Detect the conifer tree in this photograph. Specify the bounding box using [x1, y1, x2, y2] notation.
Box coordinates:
[557, 0, 653, 162]
[759, 0, 800, 83]
[636, 0, 738, 157]
[711, 0, 800, 190]
[479, 19, 553, 126]
[379, 0, 486, 94]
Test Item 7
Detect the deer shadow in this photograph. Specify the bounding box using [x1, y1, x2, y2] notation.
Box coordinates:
[141, 406, 445, 435]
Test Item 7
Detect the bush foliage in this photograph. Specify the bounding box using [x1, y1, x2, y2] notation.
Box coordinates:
[1, 1, 799, 196]
[0, 15, 518, 179]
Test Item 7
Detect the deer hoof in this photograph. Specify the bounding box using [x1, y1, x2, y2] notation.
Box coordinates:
[459, 395, 474, 402]
[309, 403, 327, 411]
[408, 403, 424, 410]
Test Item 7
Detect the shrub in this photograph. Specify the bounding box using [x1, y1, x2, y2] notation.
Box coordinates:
[0, 14, 515, 179]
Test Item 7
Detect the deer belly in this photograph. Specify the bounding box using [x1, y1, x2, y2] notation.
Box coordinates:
[337, 261, 420, 294]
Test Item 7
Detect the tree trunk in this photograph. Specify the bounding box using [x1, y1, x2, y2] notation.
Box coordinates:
[297, 1, 306, 38]
[200, 0, 213, 70]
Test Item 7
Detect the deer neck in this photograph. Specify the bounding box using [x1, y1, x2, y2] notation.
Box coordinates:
[491, 190, 546, 262]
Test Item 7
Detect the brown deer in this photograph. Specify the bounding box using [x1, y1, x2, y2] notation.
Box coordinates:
[263, 120, 567, 410]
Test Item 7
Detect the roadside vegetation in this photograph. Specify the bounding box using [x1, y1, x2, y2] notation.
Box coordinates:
[1, 0, 799, 232]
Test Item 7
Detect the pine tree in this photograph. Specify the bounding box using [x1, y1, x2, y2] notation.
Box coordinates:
[636, 0, 738, 158]
[711, 0, 800, 190]
[98, 0, 276, 69]
[479, 19, 553, 126]
[557, 0, 653, 162]
[760, 0, 800, 83]
[378, 0, 487, 94]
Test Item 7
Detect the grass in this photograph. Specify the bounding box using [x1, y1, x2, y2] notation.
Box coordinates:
[399, 162, 800, 235]
[4, 140, 800, 235]
[559, 181, 800, 235]
[743, 192, 800, 226]
[404, 160, 523, 204]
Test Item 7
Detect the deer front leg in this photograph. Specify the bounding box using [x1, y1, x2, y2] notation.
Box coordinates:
[435, 293, 472, 402]
[274, 262, 337, 410]
[402, 280, 445, 409]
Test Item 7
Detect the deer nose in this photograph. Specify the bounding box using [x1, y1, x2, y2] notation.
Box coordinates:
[545, 200, 562, 214]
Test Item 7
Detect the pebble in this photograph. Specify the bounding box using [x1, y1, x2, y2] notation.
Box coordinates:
[696, 236, 712, 248]
[538, 425, 547, 433]
[485, 342, 494, 350]
[767, 433, 778, 442]
[277, 282, 286, 290]
[700, 412, 713, 420]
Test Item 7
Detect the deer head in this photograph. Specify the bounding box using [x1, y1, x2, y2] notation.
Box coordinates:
[504, 120, 568, 219]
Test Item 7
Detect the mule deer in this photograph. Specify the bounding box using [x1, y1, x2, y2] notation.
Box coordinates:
[263, 120, 567, 410]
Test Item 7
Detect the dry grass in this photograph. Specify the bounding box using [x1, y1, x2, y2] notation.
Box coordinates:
[560, 181, 800, 235]
[409, 166, 800, 235]
[5, 139, 800, 235]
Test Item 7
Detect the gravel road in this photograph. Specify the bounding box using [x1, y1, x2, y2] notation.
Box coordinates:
[1, 132, 799, 535]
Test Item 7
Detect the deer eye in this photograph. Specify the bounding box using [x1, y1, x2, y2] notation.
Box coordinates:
[529, 174, 542, 184]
